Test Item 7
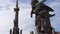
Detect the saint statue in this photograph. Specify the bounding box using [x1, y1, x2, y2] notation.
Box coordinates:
[31, 0, 55, 34]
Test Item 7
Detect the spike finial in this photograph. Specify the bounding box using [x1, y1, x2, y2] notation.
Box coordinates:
[16, 0, 18, 7]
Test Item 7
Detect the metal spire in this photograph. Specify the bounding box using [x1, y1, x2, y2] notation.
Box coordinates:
[13, 0, 19, 34]
[16, 0, 18, 7]
[14, 0, 19, 11]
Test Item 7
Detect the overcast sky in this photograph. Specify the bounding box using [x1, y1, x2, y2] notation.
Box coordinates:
[0, 0, 60, 34]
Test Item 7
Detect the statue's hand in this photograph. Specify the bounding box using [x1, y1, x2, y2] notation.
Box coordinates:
[49, 14, 55, 17]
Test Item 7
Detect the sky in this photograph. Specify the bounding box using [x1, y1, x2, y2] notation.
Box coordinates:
[0, 0, 60, 34]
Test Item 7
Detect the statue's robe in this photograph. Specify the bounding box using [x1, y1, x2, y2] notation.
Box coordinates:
[33, 2, 55, 34]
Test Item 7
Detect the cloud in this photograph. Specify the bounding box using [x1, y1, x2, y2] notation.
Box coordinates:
[0, 0, 15, 11]
[0, 0, 15, 34]
[19, 2, 35, 34]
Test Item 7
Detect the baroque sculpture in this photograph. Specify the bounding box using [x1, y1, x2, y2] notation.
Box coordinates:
[31, 0, 55, 34]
